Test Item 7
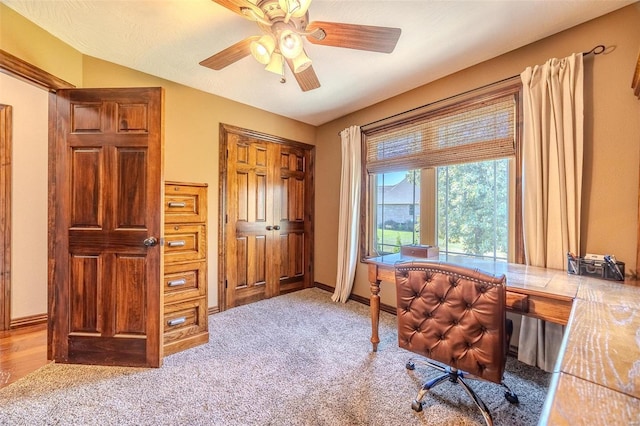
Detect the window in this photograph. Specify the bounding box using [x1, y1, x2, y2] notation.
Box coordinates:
[362, 80, 522, 262]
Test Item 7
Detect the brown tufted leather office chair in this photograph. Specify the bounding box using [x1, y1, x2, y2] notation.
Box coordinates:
[395, 260, 518, 426]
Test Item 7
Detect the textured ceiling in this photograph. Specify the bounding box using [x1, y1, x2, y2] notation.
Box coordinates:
[2, 0, 636, 125]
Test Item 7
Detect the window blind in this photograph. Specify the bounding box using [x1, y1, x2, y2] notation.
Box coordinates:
[363, 84, 520, 174]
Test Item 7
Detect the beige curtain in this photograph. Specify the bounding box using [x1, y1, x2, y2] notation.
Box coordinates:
[518, 53, 584, 372]
[332, 126, 362, 303]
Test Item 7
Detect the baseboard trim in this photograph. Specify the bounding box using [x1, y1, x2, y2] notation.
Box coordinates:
[347, 293, 398, 316]
[208, 306, 220, 316]
[10, 313, 47, 329]
[314, 282, 397, 316]
[313, 281, 333, 293]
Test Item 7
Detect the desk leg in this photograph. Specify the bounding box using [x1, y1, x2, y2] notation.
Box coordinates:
[370, 279, 381, 352]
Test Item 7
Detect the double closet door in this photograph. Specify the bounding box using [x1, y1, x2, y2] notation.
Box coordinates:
[223, 125, 314, 309]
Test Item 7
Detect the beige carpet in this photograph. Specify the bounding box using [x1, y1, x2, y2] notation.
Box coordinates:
[0, 287, 549, 425]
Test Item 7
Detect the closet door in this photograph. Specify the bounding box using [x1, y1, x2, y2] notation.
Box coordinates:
[275, 145, 310, 295]
[223, 126, 314, 309]
[226, 134, 278, 307]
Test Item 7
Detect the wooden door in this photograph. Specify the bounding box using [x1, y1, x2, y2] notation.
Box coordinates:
[223, 125, 314, 309]
[276, 145, 310, 294]
[226, 135, 276, 307]
[51, 88, 163, 367]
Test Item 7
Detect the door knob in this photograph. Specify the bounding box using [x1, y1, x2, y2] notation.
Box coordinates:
[273, 225, 281, 230]
[266, 225, 273, 230]
[143, 236, 158, 247]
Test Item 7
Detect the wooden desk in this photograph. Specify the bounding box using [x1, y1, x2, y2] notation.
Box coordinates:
[541, 288, 640, 424]
[366, 254, 584, 351]
[364, 254, 640, 424]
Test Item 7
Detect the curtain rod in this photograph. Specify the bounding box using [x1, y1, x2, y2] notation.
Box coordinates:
[340, 44, 605, 136]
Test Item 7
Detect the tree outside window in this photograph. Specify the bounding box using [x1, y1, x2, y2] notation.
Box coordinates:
[437, 159, 508, 260]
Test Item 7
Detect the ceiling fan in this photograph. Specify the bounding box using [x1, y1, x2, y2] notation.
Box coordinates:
[199, 0, 402, 92]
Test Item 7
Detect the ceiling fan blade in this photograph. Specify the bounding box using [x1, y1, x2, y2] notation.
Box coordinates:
[212, 0, 266, 22]
[199, 36, 260, 70]
[306, 21, 401, 53]
[285, 58, 320, 92]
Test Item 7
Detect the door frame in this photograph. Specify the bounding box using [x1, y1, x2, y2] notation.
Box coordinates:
[0, 50, 74, 337]
[0, 104, 11, 331]
[218, 123, 315, 311]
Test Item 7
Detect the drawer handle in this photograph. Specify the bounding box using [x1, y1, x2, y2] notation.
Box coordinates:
[167, 317, 186, 326]
[168, 240, 186, 247]
[168, 202, 186, 208]
[167, 279, 186, 287]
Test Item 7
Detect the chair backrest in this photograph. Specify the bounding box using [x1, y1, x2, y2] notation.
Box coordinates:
[395, 260, 507, 384]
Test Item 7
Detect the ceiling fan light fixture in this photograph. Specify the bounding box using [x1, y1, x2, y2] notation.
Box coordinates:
[291, 51, 312, 73]
[250, 34, 276, 65]
[279, 29, 303, 59]
[265, 52, 284, 75]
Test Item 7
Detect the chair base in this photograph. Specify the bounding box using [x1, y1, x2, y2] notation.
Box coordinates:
[406, 358, 519, 426]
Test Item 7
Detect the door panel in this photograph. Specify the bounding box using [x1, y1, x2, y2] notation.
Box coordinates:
[70, 148, 102, 227]
[52, 88, 163, 367]
[114, 254, 147, 335]
[69, 255, 99, 333]
[116, 148, 148, 227]
[223, 126, 314, 308]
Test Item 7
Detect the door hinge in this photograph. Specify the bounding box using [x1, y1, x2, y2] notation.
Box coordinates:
[225, 214, 228, 224]
[225, 279, 228, 289]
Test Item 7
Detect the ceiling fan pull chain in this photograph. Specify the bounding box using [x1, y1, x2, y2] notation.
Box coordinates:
[280, 58, 286, 84]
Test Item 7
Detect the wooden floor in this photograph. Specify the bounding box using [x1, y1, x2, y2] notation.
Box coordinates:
[0, 323, 49, 389]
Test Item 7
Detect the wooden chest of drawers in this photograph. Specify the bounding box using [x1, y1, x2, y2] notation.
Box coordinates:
[163, 181, 209, 356]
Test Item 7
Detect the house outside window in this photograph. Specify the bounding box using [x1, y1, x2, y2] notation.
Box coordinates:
[362, 79, 523, 263]
[374, 171, 420, 254]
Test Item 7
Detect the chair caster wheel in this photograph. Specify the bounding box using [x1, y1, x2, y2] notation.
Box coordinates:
[406, 361, 415, 370]
[411, 400, 423, 412]
[505, 391, 519, 404]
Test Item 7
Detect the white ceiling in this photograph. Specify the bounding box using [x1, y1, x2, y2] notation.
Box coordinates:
[2, 0, 636, 126]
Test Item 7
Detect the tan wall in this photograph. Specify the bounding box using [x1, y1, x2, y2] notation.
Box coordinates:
[1, 3, 84, 320]
[0, 73, 49, 318]
[0, 4, 83, 87]
[314, 4, 640, 307]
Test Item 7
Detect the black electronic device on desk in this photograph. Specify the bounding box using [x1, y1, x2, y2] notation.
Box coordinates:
[567, 253, 625, 281]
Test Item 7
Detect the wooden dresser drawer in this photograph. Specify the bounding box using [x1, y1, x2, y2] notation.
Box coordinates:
[163, 260, 206, 304]
[506, 291, 529, 314]
[164, 182, 207, 224]
[164, 224, 206, 263]
[163, 297, 208, 355]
